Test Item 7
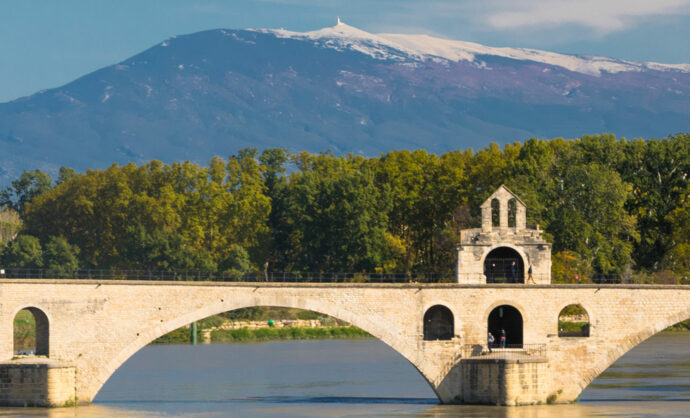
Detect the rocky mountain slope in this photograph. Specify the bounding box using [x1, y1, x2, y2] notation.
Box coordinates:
[1, 21, 688, 182]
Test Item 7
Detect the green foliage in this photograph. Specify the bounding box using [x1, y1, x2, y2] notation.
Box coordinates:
[22, 153, 270, 270]
[618, 134, 690, 270]
[666, 319, 690, 331]
[551, 251, 592, 283]
[152, 327, 191, 344]
[0, 170, 52, 214]
[43, 236, 80, 276]
[274, 158, 391, 272]
[558, 321, 589, 333]
[221, 307, 268, 321]
[1, 235, 43, 268]
[7, 134, 689, 278]
[661, 185, 690, 278]
[57, 167, 77, 185]
[211, 326, 370, 342]
[0, 208, 21, 244]
[197, 316, 225, 329]
[219, 307, 329, 322]
[295, 310, 321, 320]
[13, 309, 36, 352]
[219, 245, 251, 278]
[559, 304, 587, 317]
[548, 163, 636, 273]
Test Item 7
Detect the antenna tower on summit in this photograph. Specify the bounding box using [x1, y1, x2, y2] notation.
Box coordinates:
[337, 16, 342, 25]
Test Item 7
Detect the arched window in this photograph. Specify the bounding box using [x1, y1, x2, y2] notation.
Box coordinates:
[491, 198, 500, 227]
[507, 198, 517, 228]
[558, 304, 590, 337]
[488, 305, 523, 347]
[484, 247, 524, 283]
[14, 307, 49, 356]
[424, 305, 454, 340]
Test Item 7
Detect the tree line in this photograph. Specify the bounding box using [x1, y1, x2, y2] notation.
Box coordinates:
[0, 134, 688, 281]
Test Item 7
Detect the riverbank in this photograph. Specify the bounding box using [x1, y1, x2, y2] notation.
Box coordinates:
[152, 307, 372, 344]
[153, 323, 371, 344]
[666, 319, 690, 331]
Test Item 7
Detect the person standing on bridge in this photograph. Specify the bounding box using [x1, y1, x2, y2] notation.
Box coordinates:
[510, 261, 517, 283]
[527, 264, 535, 284]
[500, 328, 506, 348]
[487, 332, 495, 353]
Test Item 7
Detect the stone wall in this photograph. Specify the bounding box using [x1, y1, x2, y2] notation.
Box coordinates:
[461, 359, 550, 405]
[0, 361, 75, 407]
[0, 280, 687, 406]
[201, 319, 332, 342]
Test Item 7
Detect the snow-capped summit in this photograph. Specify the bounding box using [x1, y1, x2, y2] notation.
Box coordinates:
[1, 25, 688, 185]
[259, 20, 420, 62]
[259, 20, 690, 76]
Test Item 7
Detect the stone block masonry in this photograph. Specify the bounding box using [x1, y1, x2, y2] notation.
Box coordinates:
[0, 361, 75, 407]
[0, 280, 688, 406]
[461, 359, 550, 405]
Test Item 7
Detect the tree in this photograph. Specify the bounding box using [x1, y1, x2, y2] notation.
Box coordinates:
[662, 185, 690, 278]
[548, 163, 637, 273]
[618, 134, 690, 269]
[278, 164, 391, 272]
[43, 236, 80, 276]
[123, 226, 217, 272]
[1, 235, 43, 268]
[219, 245, 251, 278]
[551, 250, 592, 283]
[56, 167, 78, 185]
[0, 170, 52, 213]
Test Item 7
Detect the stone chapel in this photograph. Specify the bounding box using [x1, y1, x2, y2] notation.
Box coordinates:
[456, 185, 551, 284]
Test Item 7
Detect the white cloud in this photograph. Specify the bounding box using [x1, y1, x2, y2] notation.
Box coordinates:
[486, 0, 690, 33]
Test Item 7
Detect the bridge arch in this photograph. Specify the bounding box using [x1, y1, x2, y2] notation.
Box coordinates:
[12, 306, 50, 357]
[574, 306, 690, 400]
[89, 294, 436, 402]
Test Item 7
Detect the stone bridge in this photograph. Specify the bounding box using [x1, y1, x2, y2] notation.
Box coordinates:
[0, 279, 688, 406]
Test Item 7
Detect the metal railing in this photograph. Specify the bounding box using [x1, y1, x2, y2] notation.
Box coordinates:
[0, 268, 686, 285]
[552, 273, 689, 285]
[462, 344, 546, 360]
[0, 268, 454, 283]
[485, 257, 524, 283]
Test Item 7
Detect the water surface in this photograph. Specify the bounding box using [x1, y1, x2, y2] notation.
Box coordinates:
[0, 333, 687, 417]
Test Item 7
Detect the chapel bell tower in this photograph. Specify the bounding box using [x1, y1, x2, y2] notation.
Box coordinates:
[456, 185, 551, 284]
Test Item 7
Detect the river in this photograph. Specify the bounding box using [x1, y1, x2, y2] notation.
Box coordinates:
[0, 332, 687, 417]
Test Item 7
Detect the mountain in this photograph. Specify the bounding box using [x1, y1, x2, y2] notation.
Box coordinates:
[1, 21, 689, 182]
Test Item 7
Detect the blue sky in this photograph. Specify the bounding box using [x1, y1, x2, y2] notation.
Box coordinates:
[1, 0, 690, 102]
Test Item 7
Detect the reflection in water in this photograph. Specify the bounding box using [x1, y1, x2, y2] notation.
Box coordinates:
[0, 333, 687, 417]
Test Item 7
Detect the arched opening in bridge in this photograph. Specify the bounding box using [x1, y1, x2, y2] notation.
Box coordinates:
[484, 246, 524, 283]
[13, 307, 49, 356]
[423, 305, 454, 340]
[507, 198, 517, 227]
[491, 198, 500, 227]
[558, 304, 590, 337]
[488, 305, 522, 347]
[95, 305, 437, 405]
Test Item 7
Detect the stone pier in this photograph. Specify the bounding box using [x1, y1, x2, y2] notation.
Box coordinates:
[0, 359, 75, 407]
